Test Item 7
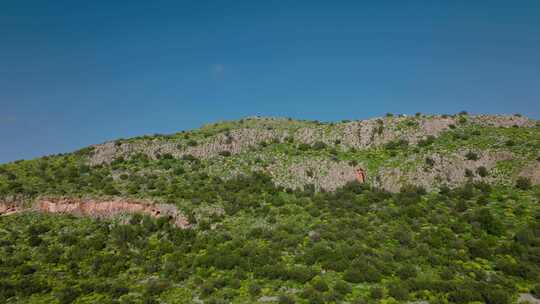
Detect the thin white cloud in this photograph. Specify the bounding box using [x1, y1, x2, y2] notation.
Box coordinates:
[212, 64, 225, 76]
[0, 116, 16, 124]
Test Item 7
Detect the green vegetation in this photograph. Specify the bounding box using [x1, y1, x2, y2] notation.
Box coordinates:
[1, 173, 540, 303]
[1, 115, 539, 303]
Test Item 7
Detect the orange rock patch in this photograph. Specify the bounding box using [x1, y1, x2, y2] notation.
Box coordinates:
[0, 201, 23, 216]
[37, 198, 190, 228]
[2, 197, 190, 228]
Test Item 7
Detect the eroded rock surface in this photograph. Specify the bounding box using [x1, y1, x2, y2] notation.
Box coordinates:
[88, 115, 536, 166]
[519, 162, 540, 185]
[2, 197, 190, 228]
[37, 198, 190, 228]
[519, 293, 540, 304]
[0, 199, 24, 216]
[89, 128, 285, 166]
[374, 151, 516, 192]
[268, 158, 358, 191]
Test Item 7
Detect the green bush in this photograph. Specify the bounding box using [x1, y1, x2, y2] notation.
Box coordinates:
[278, 294, 295, 304]
[369, 287, 384, 299]
[531, 284, 540, 296]
[218, 151, 231, 157]
[388, 283, 409, 300]
[465, 151, 479, 160]
[418, 135, 435, 147]
[516, 177, 532, 190]
[312, 141, 327, 150]
[477, 166, 488, 177]
[248, 283, 261, 297]
[310, 276, 329, 292]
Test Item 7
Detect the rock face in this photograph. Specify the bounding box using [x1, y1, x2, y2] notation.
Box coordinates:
[0, 200, 24, 216]
[83, 114, 538, 192]
[268, 159, 359, 191]
[520, 162, 540, 185]
[37, 198, 190, 228]
[89, 128, 285, 166]
[374, 151, 516, 192]
[2, 197, 190, 228]
[519, 293, 540, 304]
[88, 115, 536, 166]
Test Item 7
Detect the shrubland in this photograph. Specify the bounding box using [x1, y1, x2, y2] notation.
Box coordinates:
[1, 114, 539, 303]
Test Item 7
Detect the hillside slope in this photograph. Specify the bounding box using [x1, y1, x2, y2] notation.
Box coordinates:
[1, 113, 538, 198]
[1, 113, 540, 304]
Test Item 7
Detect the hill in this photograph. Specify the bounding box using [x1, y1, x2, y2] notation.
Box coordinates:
[1, 113, 540, 303]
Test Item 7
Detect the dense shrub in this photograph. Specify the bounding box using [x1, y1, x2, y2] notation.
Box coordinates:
[312, 141, 327, 150]
[465, 151, 479, 160]
[278, 294, 295, 304]
[532, 284, 540, 297]
[0, 150, 538, 303]
[477, 166, 488, 177]
[388, 283, 409, 300]
[516, 177, 532, 190]
[218, 150, 231, 157]
[418, 135, 435, 147]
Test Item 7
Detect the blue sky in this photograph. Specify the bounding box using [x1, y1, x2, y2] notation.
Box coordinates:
[1, 1, 539, 163]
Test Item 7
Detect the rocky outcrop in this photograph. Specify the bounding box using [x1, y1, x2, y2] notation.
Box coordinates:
[88, 115, 536, 166]
[267, 158, 359, 191]
[0, 200, 24, 216]
[470, 115, 535, 128]
[374, 151, 516, 192]
[38, 198, 190, 228]
[2, 197, 190, 228]
[260, 150, 524, 192]
[519, 293, 540, 304]
[89, 128, 286, 166]
[519, 162, 540, 185]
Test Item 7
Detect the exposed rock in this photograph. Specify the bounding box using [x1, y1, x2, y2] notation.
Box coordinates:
[37, 198, 190, 228]
[258, 296, 279, 302]
[0, 200, 24, 216]
[470, 115, 536, 128]
[374, 150, 515, 192]
[88, 115, 536, 166]
[2, 197, 190, 228]
[519, 293, 540, 304]
[89, 128, 285, 165]
[268, 158, 358, 191]
[85, 115, 538, 192]
[519, 162, 540, 185]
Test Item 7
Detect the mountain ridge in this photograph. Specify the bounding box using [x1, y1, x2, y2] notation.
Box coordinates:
[1, 113, 539, 198]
